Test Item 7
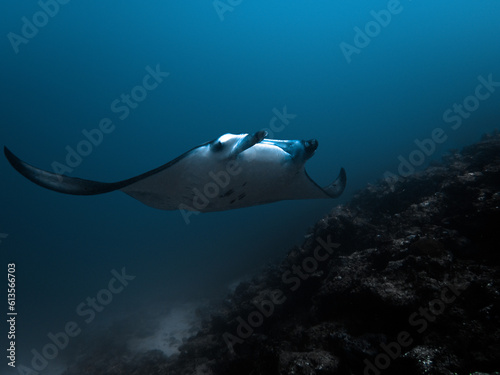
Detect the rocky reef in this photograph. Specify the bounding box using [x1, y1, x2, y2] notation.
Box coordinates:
[64, 132, 500, 375]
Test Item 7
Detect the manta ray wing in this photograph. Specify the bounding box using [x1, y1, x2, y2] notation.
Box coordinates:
[119, 148, 217, 210]
[3, 143, 207, 198]
[307, 167, 347, 199]
[277, 167, 347, 201]
[4, 146, 124, 195]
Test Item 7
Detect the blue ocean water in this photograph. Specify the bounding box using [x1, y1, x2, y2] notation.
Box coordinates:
[1, 1, 499, 373]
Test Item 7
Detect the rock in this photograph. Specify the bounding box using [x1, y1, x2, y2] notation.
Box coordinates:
[63, 132, 500, 374]
[278, 350, 339, 374]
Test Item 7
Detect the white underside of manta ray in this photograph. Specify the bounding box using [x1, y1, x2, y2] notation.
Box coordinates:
[4, 131, 346, 212]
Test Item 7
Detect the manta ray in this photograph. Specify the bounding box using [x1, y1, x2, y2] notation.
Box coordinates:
[4, 131, 346, 212]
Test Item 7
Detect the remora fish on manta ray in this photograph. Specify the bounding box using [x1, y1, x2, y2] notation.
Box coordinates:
[4, 130, 346, 212]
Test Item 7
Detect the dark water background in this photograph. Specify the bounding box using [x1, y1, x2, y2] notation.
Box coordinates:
[1, 1, 499, 373]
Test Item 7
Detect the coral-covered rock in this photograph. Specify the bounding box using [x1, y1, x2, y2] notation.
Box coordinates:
[63, 132, 500, 374]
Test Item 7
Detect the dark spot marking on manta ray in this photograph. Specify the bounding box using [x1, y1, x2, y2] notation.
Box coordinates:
[230, 199, 236, 204]
[238, 192, 246, 200]
[219, 188, 234, 198]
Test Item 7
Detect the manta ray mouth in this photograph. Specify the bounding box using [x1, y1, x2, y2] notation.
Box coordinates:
[303, 139, 318, 159]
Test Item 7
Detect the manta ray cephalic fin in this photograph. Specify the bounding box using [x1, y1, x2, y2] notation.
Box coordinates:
[230, 130, 267, 157]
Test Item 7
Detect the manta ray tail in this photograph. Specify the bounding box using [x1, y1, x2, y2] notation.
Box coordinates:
[322, 167, 347, 198]
[3, 147, 125, 195]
